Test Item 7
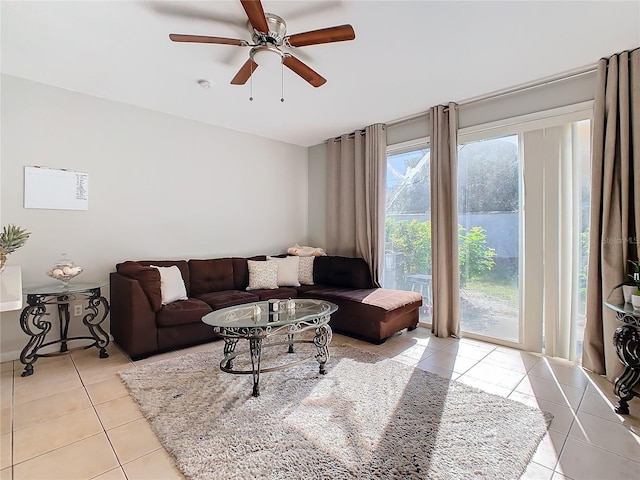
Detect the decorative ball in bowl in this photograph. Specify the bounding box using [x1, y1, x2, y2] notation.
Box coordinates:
[47, 255, 83, 287]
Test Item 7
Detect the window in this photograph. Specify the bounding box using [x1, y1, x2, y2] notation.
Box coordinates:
[457, 135, 520, 342]
[384, 146, 432, 322]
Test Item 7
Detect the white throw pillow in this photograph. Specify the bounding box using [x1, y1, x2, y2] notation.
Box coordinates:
[267, 256, 301, 287]
[150, 265, 188, 305]
[298, 256, 315, 285]
[247, 260, 279, 290]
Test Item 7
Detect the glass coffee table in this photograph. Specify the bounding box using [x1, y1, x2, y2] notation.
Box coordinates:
[202, 299, 337, 397]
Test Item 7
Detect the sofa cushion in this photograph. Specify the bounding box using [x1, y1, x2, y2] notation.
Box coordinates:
[116, 261, 163, 312]
[189, 258, 234, 296]
[197, 290, 259, 310]
[267, 256, 301, 287]
[247, 260, 278, 290]
[313, 256, 374, 289]
[303, 287, 422, 314]
[249, 287, 298, 300]
[232, 257, 250, 290]
[155, 298, 212, 328]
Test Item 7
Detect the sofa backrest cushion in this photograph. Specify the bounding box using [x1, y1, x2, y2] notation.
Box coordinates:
[116, 261, 163, 312]
[313, 256, 374, 289]
[189, 258, 234, 296]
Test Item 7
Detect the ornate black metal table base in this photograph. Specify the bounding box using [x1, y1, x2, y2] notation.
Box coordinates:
[613, 324, 640, 414]
[218, 323, 333, 397]
[606, 303, 640, 415]
[19, 286, 110, 377]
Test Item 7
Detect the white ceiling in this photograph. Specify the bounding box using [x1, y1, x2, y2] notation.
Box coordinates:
[2, 1, 639, 147]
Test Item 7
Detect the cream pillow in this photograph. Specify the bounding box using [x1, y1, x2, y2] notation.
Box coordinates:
[267, 256, 301, 287]
[298, 256, 315, 285]
[150, 265, 188, 305]
[247, 260, 279, 290]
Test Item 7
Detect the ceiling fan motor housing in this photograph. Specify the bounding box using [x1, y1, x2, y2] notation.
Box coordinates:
[249, 13, 287, 46]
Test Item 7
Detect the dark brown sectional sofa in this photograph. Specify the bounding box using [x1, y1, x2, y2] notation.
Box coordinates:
[109, 255, 422, 359]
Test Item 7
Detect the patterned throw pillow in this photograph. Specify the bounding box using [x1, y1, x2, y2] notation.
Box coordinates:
[298, 256, 315, 285]
[246, 260, 279, 290]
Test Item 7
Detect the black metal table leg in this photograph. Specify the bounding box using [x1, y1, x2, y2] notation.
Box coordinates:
[84, 288, 110, 358]
[223, 338, 239, 369]
[19, 302, 51, 377]
[249, 338, 263, 397]
[57, 301, 71, 353]
[314, 324, 332, 375]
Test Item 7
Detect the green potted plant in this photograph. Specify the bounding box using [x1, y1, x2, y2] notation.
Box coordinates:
[0, 224, 31, 273]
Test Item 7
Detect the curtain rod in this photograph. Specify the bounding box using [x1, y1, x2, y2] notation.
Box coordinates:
[456, 64, 597, 109]
[386, 63, 598, 128]
[331, 124, 386, 142]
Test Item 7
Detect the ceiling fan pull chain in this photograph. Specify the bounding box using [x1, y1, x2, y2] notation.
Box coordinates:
[281, 61, 285, 103]
[249, 61, 254, 101]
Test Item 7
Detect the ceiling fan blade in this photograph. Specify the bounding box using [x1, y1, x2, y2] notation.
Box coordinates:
[285, 24, 355, 47]
[231, 58, 259, 85]
[169, 34, 247, 46]
[240, 0, 269, 33]
[282, 55, 326, 87]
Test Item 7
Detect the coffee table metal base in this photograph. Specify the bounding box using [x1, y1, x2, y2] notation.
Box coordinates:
[217, 324, 332, 397]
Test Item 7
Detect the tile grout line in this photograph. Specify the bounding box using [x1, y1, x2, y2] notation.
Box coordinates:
[562, 434, 640, 466]
[73, 347, 138, 477]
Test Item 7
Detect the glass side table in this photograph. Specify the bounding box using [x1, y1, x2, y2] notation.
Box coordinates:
[604, 302, 640, 415]
[19, 282, 110, 377]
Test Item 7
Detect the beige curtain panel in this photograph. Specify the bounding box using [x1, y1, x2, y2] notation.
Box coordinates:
[326, 123, 387, 285]
[583, 49, 640, 380]
[430, 103, 461, 338]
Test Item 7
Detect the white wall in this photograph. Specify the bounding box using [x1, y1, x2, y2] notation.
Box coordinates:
[0, 75, 308, 360]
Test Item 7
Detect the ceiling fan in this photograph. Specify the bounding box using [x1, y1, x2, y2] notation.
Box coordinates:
[169, 0, 355, 88]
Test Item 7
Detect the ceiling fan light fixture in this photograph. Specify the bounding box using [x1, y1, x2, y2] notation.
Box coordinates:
[249, 44, 284, 62]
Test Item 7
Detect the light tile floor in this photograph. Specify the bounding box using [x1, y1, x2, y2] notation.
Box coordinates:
[1, 327, 640, 479]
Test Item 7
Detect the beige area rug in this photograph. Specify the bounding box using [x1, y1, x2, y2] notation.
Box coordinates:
[119, 340, 552, 480]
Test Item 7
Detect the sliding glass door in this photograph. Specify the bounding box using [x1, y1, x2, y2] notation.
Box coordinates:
[383, 113, 591, 361]
[383, 146, 432, 322]
[457, 135, 520, 342]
